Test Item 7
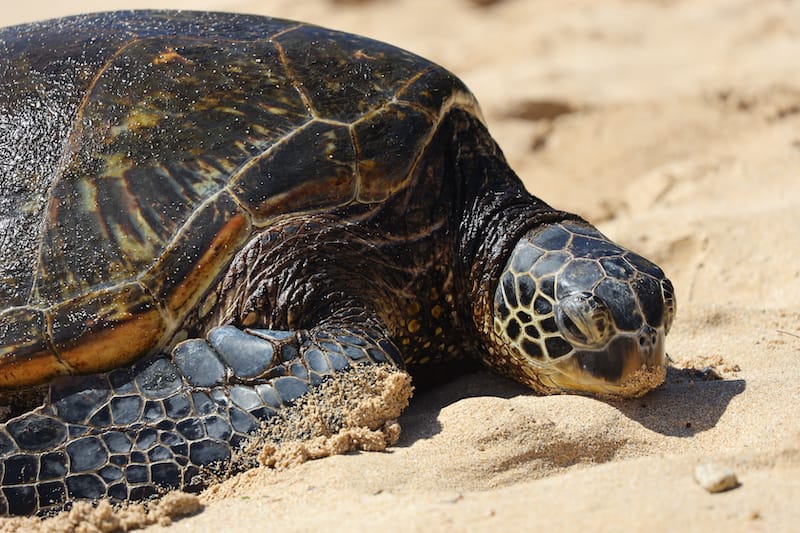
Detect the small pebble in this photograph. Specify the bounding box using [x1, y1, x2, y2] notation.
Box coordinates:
[694, 462, 739, 493]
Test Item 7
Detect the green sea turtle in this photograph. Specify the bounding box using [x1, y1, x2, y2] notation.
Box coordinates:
[0, 11, 675, 515]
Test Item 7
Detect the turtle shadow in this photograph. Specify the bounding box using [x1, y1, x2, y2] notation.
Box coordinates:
[395, 366, 746, 446]
[610, 366, 746, 437]
[396, 371, 531, 446]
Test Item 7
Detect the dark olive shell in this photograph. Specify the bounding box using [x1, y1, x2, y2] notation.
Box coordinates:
[0, 11, 478, 387]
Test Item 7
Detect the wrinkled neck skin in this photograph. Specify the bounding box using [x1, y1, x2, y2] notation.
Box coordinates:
[449, 112, 582, 351]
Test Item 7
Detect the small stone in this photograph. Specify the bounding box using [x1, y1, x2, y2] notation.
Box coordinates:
[694, 463, 739, 493]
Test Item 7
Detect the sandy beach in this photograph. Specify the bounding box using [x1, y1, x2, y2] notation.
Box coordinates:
[2, 0, 799, 531]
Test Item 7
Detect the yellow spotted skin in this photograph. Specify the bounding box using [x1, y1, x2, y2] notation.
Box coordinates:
[488, 221, 675, 397]
[388, 267, 462, 368]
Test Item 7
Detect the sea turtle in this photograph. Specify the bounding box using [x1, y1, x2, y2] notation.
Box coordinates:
[0, 11, 675, 515]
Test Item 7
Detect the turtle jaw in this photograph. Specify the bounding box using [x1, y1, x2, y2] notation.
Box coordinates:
[540, 326, 667, 398]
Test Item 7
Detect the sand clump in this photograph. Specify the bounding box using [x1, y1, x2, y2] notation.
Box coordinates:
[0, 492, 202, 533]
[246, 364, 412, 471]
[205, 364, 412, 500]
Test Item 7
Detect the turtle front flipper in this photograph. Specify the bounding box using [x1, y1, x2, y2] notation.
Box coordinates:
[0, 324, 404, 515]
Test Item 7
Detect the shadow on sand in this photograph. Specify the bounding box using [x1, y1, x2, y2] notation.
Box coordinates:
[611, 366, 746, 437]
[396, 366, 745, 445]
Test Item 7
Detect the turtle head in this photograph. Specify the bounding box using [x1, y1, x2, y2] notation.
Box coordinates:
[487, 221, 675, 398]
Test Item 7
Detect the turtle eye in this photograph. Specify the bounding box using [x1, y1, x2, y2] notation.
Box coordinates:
[661, 278, 676, 335]
[557, 311, 588, 345]
[555, 292, 613, 348]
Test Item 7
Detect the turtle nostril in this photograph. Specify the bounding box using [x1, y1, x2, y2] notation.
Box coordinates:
[637, 326, 658, 351]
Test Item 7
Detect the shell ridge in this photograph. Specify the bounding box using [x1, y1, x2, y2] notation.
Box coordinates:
[134, 279, 178, 350]
[380, 92, 482, 213]
[42, 304, 76, 376]
[28, 36, 144, 305]
[271, 33, 318, 118]
[224, 117, 318, 217]
[137, 189, 252, 318]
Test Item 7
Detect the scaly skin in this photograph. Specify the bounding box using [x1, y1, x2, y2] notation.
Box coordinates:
[0, 322, 402, 515]
[486, 222, 675, 397]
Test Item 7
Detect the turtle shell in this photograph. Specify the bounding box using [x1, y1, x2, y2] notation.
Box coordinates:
[0, 11, 479, 387]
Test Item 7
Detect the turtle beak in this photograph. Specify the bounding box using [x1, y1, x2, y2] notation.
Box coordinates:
[543, 325, 667, 398]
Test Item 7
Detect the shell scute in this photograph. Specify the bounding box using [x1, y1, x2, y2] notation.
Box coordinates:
[50, 282, 164, 376]
[139, 192, 252, 319]
[395, 67, 479, 122]
[276, 25, 431, 123]
[229, 121, 357, 219]
[32, 35, 310, 306]
[0, 307, 65, 388]
[354, 103, 434, 203]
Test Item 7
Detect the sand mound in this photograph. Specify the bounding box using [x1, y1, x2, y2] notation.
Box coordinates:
[0, 492, 201, 533]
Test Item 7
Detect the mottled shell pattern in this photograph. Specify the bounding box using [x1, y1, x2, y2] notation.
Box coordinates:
[0, 12, 477, 388]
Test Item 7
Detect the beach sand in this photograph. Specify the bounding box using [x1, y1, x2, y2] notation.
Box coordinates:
[2, 0, 799, 531]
